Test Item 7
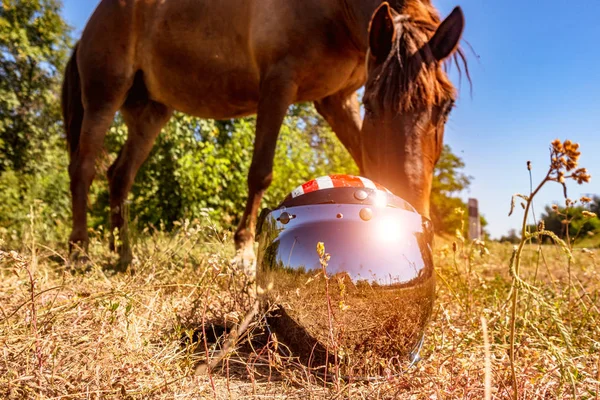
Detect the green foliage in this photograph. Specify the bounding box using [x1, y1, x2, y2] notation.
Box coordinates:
[499, 229, 521, 244]
[267, 109, 360, 207]
[590, 195, 600, 215]
[88, 108, 358, 232]
[429, 145, 477, 235]
[432, 145, 471, 195]
[500, 196, 600, 246]
[0, 133, 70, 244]
[0, 0, 71, 246]
[0, 0, 71, 172]
[539, 202, 600, 242]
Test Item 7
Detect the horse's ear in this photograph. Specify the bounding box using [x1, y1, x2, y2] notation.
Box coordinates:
[369, 2, 396, 63]
[427, 6, 464, 61]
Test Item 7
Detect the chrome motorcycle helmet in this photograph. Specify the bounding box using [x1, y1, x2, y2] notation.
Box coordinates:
[255, 175, 436, 379]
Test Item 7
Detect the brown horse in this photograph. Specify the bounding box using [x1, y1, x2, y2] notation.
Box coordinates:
[62, 0, 465, 270]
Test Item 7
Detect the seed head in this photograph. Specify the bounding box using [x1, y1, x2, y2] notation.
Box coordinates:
[566, 159, 577, 171]
[549, 139, 587, 181]
[551, 139, 563, 153]
[573, 168, 591, 184]
[582, 211, 597, 219]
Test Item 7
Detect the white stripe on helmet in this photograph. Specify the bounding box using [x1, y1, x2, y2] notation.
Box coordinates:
[291, 185, 305, 198]
[358, 177, 376, 189]
[316, 176, 334, 190]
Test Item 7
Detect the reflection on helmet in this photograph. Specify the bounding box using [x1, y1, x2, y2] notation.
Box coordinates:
[255, 175, 436, 379]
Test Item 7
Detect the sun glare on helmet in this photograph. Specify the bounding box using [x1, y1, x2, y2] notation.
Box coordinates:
[373, 190, 388, 208]
[374, 215, 404, 243]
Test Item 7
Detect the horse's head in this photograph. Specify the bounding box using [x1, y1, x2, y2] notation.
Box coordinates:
[361, 1, 465, 218]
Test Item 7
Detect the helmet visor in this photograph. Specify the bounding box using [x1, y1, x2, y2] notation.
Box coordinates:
[256, 203, 435, 377]
[258, 204, 434, 285]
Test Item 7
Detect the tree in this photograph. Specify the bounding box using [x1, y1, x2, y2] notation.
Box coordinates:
[538, 201, 600, 243]
[430, 145, 474, 234]
[0, 0, 72, 244]
[591, 196, 600, 216]
[499, 229, 520, 244]
[0, 0, 71, 173]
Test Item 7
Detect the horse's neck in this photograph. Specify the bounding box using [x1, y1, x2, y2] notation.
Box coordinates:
[340, 0, 385, 51]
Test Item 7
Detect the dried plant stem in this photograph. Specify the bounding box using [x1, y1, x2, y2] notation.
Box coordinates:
[200, 292, 217, 397]
[196, 300, 260, 375]
[27, 206, 43, 387]
[321, 256, 340, 390]
[481, 316, 492, 400]
[596, 353, 600, 400]
[564, 203, 573, 304]
[509, 173, 550, 400]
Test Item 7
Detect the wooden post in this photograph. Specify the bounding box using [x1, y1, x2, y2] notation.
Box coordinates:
[468, 198, 481, 240]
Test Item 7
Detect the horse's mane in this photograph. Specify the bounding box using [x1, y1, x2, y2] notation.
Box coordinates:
[366, 0, 470, 112]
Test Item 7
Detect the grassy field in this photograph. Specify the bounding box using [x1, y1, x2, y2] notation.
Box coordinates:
[573, 234, 600, 250]
[1, 219, 599, 400]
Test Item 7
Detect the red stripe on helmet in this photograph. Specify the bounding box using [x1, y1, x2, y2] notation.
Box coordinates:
[329, 174, 365, 188]
[301, 179, 319, 194]
[288, 175, 392, 200]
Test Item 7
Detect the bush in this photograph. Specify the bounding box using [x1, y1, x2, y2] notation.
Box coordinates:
[85, 109, 358, 234]
[0, 135, 71, 247]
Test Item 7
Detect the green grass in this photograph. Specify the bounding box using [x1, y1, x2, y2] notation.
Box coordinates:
[573, 233, 600, 249]
[1, 220, 599, 399]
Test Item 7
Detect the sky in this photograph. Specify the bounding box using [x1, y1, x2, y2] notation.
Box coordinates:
[61, 0, 600, 239]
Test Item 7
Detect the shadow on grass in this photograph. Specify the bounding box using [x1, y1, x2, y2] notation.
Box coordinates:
[178, 308, 334, 385]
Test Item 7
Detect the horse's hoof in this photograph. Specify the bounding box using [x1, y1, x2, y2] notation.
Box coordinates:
[231, 246, 256, 280]
[114, 257, 132, 273]
[110, 248, 133, 273]
[67, 250, 91, 273]
[105, 241, 133, 273]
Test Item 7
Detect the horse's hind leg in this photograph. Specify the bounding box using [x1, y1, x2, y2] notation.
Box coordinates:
[108, 97, 172, 270]
[69, 106, 121, 260]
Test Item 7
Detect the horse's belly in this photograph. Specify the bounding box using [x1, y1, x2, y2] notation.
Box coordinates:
[146, 67, 260, 119]
[297, 62, 365, 102]
[141, 1, 261, 118]
[143, 45, 261, 119]
[134, 0, 364, 116]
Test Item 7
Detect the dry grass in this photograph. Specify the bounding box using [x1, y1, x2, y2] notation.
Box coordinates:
[1, 217, 599, 399]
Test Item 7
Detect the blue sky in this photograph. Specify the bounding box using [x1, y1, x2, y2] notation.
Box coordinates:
[61, 0, 600, 239]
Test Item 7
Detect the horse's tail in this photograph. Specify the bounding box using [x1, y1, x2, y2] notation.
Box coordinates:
[61, 42, 84, 159]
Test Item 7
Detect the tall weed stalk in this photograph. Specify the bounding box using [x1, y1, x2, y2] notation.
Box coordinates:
[507, 139, 591, 399]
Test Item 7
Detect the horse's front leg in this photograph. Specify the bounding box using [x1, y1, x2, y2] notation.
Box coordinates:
[314, 90, 364, 172]
[233, 72, 298, 277]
